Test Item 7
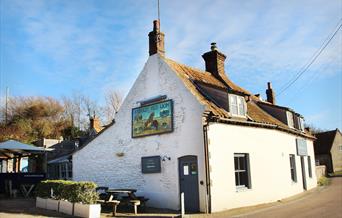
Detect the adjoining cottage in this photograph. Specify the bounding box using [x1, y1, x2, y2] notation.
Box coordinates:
[72, 20, 317, 213]
[314, 129, 342, 173]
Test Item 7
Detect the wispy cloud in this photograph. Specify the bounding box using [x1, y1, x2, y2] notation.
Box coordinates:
[1, 0, 341, 129]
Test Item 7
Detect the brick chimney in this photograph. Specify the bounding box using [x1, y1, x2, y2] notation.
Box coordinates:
[266, 82, 276, 104]
[202, 43, 227, 82]
[148, 20, 165, 56]
[90, 115, 102, 133]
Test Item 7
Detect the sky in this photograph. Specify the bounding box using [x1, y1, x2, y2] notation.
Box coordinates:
[0, 0, 341, 130]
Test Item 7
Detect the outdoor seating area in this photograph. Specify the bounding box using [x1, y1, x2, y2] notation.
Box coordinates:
[96, 187, 149, 216]
[1, 173, 45, 198]
[0, 140, 49, 199]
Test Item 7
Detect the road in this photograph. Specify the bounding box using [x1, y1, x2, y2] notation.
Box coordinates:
[234, 177, 342, 218]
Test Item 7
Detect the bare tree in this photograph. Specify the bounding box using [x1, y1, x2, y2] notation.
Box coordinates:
[103, 90, 123, 123]
[62, 92, 82, 129]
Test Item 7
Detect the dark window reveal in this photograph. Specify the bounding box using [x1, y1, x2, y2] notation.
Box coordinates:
[290, 154, 297, 182]
[308, 156, 312, 178]
[234, 153, 251, 189]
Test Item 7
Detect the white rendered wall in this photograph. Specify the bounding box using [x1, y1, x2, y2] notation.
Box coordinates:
[207, 123, 317, 212]
[73, 54, 207, 211]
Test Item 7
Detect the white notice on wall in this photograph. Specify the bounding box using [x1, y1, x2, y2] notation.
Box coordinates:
[183, 165, 189, 175]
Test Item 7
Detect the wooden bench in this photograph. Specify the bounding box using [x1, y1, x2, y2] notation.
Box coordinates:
[97, 195, 120, 216]
[96, 187, 120, 216]
[121, 196, 149, 214]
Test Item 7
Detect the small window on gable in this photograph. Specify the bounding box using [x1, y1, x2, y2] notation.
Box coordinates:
[286, 111, 294, 128]
[229, 94, 246, 116]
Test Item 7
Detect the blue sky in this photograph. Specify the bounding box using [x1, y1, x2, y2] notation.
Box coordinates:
[0, 0, 341, 130]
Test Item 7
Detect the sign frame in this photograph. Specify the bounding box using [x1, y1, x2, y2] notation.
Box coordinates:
[141, 156, 161, 174]
[296, 138, 308, 156]
[131, 99, 173, 138]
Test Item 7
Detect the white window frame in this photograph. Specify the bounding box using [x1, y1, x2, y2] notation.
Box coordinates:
[234, 153, 251, 190]
[286, 111, 294, 128]
[289, 154, 297, 182]
[298, 117, 305, 131]
[229, 94, 246, 117]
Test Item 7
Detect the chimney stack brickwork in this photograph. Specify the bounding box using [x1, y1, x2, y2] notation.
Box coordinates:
[202, 43, 228, 82]
[266, 82, 276, 104]
[90, 116, 102, 133]
[148, 20, 165, 56]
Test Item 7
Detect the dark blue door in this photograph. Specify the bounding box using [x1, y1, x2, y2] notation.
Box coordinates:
[179, 156, 199, 213]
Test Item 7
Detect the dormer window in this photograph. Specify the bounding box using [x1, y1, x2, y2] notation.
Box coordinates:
[298, 117, 305, 131]
[229, 94, 246, 116]
[286, 111, 294, 128]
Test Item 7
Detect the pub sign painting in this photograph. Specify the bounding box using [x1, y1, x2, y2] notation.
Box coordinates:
[132, 100, 173, 138]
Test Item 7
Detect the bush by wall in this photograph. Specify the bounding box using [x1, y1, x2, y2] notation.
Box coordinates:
[317, 176, 330, 186]
[35, 180, 98, 204]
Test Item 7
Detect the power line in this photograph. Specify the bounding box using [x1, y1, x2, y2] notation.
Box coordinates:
[277, 18, 342, 96]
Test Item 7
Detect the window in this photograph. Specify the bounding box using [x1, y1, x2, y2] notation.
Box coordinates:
[61, 164, 67, 179]
[289, 154, 297, 182]
[339, 145, 342, 152]
[307, 156, 312, 178]
[229, 94, 246, 116]
[234, 153, 251, 189]
[298, 117, 305, 131]
[67, 163, 72, 178]
[286, 111, 294, 128]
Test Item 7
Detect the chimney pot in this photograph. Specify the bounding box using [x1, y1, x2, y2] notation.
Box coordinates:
[153, 20, 160, 31]
[211, 42, 217, 51]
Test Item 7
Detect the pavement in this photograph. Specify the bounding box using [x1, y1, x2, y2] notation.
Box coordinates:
[0, 177, 341, 218]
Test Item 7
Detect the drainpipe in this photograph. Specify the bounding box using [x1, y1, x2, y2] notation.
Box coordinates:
[203, 115, 212, 213]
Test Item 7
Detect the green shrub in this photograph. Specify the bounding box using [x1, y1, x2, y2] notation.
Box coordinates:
[35, 180, 98, 204]
[317, 176, 330, 186]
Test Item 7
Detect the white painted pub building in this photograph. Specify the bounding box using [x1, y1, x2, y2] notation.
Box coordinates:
[73, 21, 317, 213]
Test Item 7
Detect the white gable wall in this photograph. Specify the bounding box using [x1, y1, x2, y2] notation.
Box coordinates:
[73, 54, 207, 211]
[207, 123, 317, 212]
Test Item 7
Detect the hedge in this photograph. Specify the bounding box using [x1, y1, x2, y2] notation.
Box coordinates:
[35, 180, 99, 204]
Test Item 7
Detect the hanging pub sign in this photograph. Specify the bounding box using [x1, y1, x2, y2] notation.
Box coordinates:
[132, 100, 173, 138]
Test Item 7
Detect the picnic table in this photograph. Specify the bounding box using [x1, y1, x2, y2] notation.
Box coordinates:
[106, 188, 148, 215]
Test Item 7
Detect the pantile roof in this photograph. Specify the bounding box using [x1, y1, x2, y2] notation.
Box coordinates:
[164, 57, 313, 139]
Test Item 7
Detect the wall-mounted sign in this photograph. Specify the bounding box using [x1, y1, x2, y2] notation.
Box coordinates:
[132, 100, 173, 138]
[296, 138, 307, 156]
[141, 156, 161, 174]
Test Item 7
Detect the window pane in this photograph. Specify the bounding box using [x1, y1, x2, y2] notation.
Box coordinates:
[231, 106, 238, 115]
[238, 97, 245, 115]
[234, 157, 239, 170]
[230, 95, 237, 104]
[240, 171, 248, 187]
[239, 157, 246, 170]
[235, 172, 239, 185]
[289, 155, 297, 182]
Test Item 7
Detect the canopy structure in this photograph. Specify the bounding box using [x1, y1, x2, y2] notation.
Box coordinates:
[0, 140, 49, 159]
